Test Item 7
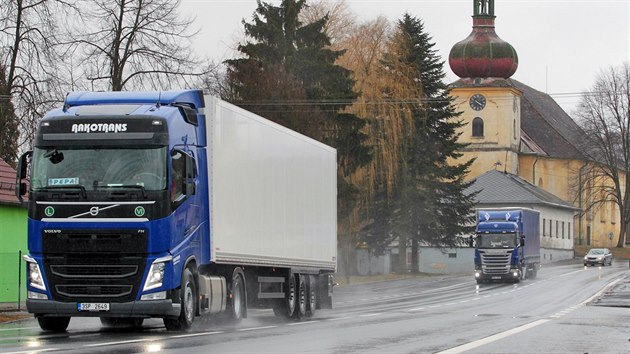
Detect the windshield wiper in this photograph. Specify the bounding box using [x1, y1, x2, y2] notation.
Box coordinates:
[37, 185, 87, 199]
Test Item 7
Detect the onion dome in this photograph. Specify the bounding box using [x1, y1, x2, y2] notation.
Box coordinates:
[449, 0, 518, 79]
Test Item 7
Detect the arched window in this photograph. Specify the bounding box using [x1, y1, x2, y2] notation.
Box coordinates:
[472, 117, 484, 137]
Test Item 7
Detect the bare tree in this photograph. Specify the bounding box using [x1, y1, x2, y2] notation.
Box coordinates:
[0, 0, 70, 165]
[301, 0, 356, 46]
[69, 0, 206, 91]
[576, 62, 630, 247]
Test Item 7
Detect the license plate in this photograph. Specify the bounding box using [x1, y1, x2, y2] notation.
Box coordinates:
[78, 303, 110, 312]
[492, 276, 501, 280]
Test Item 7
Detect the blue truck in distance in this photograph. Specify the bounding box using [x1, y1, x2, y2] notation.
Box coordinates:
[473, 208, 540, 283]
[15, 90, 337, 332]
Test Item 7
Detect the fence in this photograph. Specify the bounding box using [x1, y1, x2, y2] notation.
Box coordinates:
[0, 251, 25, 309]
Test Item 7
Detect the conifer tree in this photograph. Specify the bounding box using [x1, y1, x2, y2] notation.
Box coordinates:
[364, 14, 476, 270]
[224, 1, 371, 256]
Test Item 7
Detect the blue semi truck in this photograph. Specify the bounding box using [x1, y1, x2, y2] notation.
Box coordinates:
[473, 208, 540, 283]
[15, 90, 337, 332]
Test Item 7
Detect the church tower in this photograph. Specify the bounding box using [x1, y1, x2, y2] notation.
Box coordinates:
[448, 0, 522, 177]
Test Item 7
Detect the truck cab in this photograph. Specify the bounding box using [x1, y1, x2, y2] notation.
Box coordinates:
[473, 209, 540, 283]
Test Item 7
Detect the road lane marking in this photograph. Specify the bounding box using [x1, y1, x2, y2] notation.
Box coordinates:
[288, 320, 321, 326]
[360, 313, 382, 317]
[4, 349, 61, 354]
[236, 325, 277, 332]
[84, 338, 149, 347]
[408, 307, 425, 312]
[436, 319, 549, 354]
[326, 316, 353, 321]
[169, 331, 223, 338]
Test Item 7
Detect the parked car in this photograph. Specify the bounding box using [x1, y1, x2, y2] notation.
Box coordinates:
[583, 248, 613, 266]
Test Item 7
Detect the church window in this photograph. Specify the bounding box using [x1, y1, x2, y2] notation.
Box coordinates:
[472, 117, 484, 137]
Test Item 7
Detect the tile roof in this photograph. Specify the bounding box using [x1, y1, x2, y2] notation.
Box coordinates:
[465, 169, 578, 210]
[509, 79, 587, 159]
[0, 158, 22, 206]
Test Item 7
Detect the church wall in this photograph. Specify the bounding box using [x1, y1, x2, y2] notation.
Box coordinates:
[519, 155, 623, 248]
[451, 87, 521, 177]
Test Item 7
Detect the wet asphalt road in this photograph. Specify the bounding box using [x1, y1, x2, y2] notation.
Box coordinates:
[1, 260, 629, 353]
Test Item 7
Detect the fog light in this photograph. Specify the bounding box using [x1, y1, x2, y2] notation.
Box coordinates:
[28, 291, 48, 300]
[141, 291, 166, 301]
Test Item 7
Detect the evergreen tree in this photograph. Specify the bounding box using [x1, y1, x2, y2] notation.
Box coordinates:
[224, 0, 371, 235]
[364, 14, 477, 270]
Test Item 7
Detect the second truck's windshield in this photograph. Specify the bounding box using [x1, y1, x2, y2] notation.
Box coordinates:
[31, 147, 167, 191]
[476, 233, 518, 248]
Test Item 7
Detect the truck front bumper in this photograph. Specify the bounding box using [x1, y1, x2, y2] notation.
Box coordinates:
[26, 299, 181, 318]
[475, 269, 521, 282]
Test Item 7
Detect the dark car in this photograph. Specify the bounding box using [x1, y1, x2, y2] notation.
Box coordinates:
[583, 248, 613, 266]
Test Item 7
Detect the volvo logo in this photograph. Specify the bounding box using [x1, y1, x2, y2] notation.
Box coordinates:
[89, 206, 100, 216]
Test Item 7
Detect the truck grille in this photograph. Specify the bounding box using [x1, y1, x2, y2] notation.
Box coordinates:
[42, 229, 148, 303]
[480, 250, 512, 275]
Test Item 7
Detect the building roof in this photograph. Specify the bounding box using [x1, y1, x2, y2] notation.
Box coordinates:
[0, 158, 22, 206]
[509, 79, 587, 160]
[465, 169, 579, 210]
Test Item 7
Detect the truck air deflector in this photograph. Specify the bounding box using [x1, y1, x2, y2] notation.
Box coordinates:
[64, 90, 205, 110]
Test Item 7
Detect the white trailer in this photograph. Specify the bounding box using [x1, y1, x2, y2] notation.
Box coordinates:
[206, 96, 337, 271]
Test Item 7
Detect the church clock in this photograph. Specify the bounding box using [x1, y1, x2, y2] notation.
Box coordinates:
[469, 93, 486, 111]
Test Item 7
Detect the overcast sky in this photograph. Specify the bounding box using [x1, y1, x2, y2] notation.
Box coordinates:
[179, 0, 629, 114]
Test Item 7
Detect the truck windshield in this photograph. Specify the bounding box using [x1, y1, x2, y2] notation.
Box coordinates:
[476, 234, 517, 248]
[31, 147, 167, 191]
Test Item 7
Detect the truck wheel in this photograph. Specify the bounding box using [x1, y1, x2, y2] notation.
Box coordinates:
[37, 316, 70, 332]
[294, 274, 307, 319]
[305, 275, 317, 318]
[164, 267, 196, 331]
[100, 317, 144, 328]
[273, 272, 296, 319]
[228, 270, 246, 322]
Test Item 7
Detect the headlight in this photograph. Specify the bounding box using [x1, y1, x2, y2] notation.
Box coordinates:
[23, 255, 46, 291]
[584, 256, 588, 260]
[143, 255, 172, 291]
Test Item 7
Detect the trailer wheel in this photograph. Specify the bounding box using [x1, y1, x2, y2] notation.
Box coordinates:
[273, 272, 296, 319]
[294, 274, 307, 319]
[305, 275, 317, 318]
[164, 267, 196, 331]
[228, 270, 246, 322]
[37, 316, 70, 332]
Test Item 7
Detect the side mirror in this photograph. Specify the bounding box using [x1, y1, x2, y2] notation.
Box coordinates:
[15, 151, 33, 201]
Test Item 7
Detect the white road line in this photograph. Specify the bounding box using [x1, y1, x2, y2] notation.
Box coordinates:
[84, 338, 149, 347]
[408, 307, 425, 312]
[236, 325, 277, 332]
[359, 313, 382, 317]
[326, 316, 353, 321]
[436, 319, 550, 354]
[287, 320, 321, 326]
[169, 331, 223, 338]
[4, 349, 61, 354]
